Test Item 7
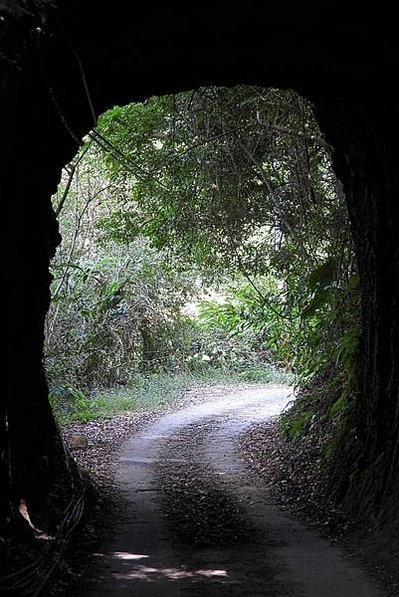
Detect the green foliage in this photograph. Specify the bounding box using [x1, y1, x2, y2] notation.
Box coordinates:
[96, 87, 345, 275]
[46, 143, 207, 389]
[46, 84, 360, 429]
[49, 385, 96, 423]
[93, 85, 358, 387]
[197, 278, 296, 368]
[320, 439, 335, 462]
[46, 239, 200, 389]
[284, 410, 313, 440]
[280, 392, 314, 441]
[237, 367, 293, 384]
[330, 395, 347, 418]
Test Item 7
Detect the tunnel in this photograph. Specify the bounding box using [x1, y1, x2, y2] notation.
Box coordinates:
[3, 1, 398, 588]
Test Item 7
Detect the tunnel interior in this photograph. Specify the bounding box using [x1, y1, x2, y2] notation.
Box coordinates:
[3, 2, 398, 585]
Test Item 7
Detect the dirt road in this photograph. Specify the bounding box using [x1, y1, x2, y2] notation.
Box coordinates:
[82, 385, 385, 596]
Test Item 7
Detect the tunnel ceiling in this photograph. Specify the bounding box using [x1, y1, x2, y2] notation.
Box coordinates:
[3, 4, 396, 196]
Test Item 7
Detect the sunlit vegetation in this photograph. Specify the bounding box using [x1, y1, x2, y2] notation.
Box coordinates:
[46, 86, 359, 427]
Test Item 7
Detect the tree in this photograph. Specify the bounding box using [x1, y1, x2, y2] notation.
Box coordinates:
[46, 146, 200, 391]
[95, 86, 357, 385]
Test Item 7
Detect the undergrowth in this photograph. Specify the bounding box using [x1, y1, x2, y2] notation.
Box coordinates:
[279, 365, 354, 475]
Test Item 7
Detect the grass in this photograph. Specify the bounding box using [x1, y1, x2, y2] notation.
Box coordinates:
[50, 366, 294, 425]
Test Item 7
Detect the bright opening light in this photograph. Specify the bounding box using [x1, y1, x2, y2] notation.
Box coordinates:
[111, 552, 150, 561]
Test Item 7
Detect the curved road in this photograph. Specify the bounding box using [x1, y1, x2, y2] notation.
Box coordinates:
[84, 385, 384, 596]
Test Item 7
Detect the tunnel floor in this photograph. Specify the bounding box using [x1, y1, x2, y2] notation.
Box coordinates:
[77, 386, 384, 596]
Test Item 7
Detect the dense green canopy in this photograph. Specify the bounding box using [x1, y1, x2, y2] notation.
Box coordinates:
[48, 85, 359, 394]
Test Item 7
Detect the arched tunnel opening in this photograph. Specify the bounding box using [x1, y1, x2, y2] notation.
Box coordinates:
[45, 85, 348, 407]
[2, 3, 398, 595]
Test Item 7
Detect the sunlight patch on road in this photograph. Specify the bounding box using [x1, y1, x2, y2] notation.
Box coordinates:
[114, 565, 228, 581]
[111, 552, 150, 561]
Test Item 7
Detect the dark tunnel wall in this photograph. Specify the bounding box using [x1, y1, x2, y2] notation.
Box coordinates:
[3, 3, 398, 529]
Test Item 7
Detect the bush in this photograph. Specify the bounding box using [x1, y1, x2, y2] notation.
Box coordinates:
[49, 385, 96, 423]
